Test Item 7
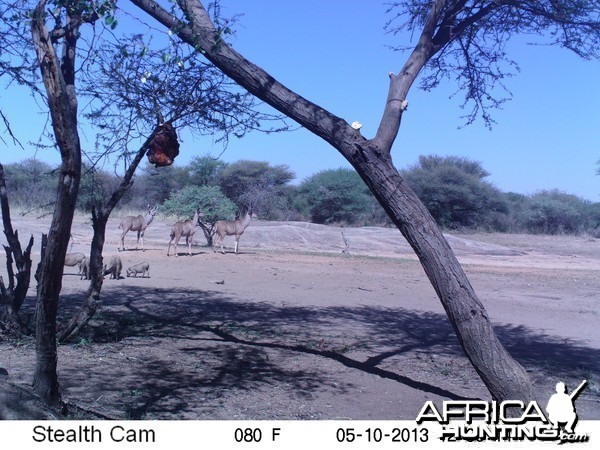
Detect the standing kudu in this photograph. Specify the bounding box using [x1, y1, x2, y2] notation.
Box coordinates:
[167, 208, 202, 256]
[118, 205, 158, 251]
[213, 210, 253, 255]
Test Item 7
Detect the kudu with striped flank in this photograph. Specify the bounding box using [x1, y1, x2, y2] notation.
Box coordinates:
[118, 205, 158, 251]
[213, 210, 253, 255]
[167, 208, 202, 256]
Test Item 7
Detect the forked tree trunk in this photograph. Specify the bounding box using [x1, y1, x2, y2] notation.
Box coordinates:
[130, 0, 536, 404]
[199, 222, 215, 247]
[31, 2, 82, 406]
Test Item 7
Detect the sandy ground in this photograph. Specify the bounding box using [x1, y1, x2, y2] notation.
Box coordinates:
[1, 215, 599, 420]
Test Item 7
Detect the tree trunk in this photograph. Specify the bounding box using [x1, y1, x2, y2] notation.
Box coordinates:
[130, 0, 536, 403]
[0, 164, 33, 326]
[345, 145, 534, 402]
[57, 213, 105, 343]
[0, 243, 33, 334]
[0, 163, 34, 332]
[57, 127, 161, 343]
[199, 222, 214, 247]
[31, 2, 82, 406]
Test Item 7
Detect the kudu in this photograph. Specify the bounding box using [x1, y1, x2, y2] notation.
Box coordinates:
[213, 210, 253, 255]
[167, 209, 202, 256]
[118, 205, 158, 252]
[64, 252, 86, 275]
[80, 257, 90, 280]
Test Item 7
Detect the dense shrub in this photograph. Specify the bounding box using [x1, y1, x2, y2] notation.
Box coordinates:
[296, 168, 385, 225]
[161, 185, 238, 246]
[217, 159, 296, 217]
[187, 154, 228, 187]
[77, 164, 124, 212]
[525, 190, 591, 235]
[129, 163, 192, 206]
[2, 159, 57, 209]
[401, 155, 508, 230]
[3, 155, 598, 235]
[161, 185, 237, 222]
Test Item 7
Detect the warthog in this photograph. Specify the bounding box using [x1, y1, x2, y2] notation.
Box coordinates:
[64, 253, 86, 275]
[126, 262, 150, 278]
[103, 255, 123, 280]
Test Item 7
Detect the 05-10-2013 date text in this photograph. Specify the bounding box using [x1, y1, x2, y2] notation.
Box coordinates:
[336, 427, 429, 443]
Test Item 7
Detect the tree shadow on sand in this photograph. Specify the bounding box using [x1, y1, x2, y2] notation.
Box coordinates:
[53, 286, 600, 418]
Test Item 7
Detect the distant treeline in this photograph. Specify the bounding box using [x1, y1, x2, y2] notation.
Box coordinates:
[3, 155, 600, 236]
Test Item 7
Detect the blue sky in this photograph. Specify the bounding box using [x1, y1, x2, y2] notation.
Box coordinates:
[2, 0, 599, 201]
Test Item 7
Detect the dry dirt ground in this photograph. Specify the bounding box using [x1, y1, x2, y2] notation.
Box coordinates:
[1, 215, 599, 420]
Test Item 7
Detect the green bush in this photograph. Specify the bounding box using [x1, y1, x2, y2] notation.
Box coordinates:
[297, 168, 383, 225]
[2, 159, 57, 209]
[129, 163, 192, 206]
[218, 159, 295, 212]
[187, 154, 228, 187]
[524, 190, 591, 235]
[77, 164, 123, 212]
[402, 155, 508, 230]
[161, 185, 239, 246]
[161, 185, 237, 222]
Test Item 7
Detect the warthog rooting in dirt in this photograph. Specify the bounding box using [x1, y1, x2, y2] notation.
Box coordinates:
[126, 262, 150, 278]
[103, 255, 123, 280]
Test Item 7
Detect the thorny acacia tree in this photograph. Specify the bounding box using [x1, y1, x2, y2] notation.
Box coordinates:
[1, 0, 288, 405]
[128, 0, 600, 404]
[28, 0, 91, 405]
[81, 33, 288, 169]
[59, 30, 286, 343]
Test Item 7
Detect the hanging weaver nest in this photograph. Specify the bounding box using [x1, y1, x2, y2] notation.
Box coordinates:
[146, 122, 180, 167]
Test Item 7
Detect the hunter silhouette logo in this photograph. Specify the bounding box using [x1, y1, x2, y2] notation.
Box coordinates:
[546, 380, 587, 434]
[416, 379, 590, 443]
